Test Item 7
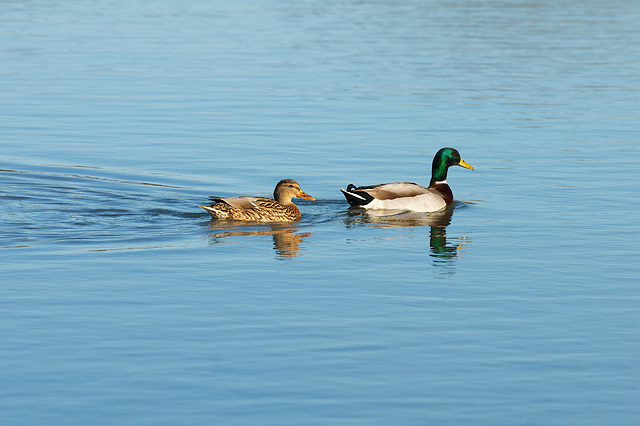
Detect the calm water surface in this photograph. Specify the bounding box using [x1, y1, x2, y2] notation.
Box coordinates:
[1, 0, 639, 425]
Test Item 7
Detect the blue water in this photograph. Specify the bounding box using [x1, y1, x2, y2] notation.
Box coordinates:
[1, 0, 639, 424]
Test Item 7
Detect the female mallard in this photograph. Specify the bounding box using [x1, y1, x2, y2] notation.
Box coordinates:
[340, 147, 474, 212]
[200, 179, 315, 222]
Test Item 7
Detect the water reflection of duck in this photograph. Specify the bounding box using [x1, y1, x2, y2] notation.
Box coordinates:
[340, 148, 474, 212]
[200, 179, 315, 222]
[344, 206, 454, 228]
[428, 223, 469, 261]
[344, 206, 470, 264]
[205, 224, 312, 258]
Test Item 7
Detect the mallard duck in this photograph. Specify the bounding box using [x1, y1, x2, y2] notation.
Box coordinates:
[340, 147, 474, 212]
[200, 179, 315, 222]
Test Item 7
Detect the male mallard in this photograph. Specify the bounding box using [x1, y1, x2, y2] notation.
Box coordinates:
[340, 147, 474, 212]
[200, 179, 315, 222]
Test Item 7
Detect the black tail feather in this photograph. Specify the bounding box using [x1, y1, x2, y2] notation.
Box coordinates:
[340, 185, 373, 207]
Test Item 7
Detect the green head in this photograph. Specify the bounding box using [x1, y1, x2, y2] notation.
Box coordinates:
[430, 147, 474, 184]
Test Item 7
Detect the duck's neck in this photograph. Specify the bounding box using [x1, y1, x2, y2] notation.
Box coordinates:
[275, 196, 293, 206]
[273, 189, 293, 205]
[429, 159, 449, 187]
[429, 158, 454, 204]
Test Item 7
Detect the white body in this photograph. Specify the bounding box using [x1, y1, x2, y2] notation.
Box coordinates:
[341, 182, 448, 213]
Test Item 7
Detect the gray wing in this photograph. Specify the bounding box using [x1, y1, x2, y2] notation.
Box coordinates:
[209, 196, 273, 210]
[358, 182, 431, 200]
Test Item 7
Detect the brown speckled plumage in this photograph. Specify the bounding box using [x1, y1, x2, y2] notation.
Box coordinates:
[200, 179, 315, 222]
